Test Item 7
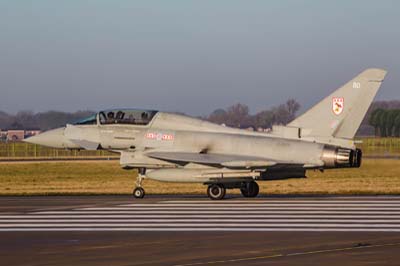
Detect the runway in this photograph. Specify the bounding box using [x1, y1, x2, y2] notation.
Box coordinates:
[2, 196, 400, 265]
[3, 197, 400, 231]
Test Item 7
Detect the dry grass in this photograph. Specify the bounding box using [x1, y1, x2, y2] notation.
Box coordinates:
[0, 159, 399, 195]
[268, 159, 400, 195]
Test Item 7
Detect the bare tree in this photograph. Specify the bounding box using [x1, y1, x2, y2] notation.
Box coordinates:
[206, 99, 301, 129]
[208, 109, 227, 125]
[285, 99, 301, 122]
[225, 103, 250, 127]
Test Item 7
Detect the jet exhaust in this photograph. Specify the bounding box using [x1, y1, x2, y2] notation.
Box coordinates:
[321, 145, 362, 168]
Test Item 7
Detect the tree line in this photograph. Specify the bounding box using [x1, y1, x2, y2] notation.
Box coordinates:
[206, 99, 400, 136]
[206, 99, 301, 129]
[369, 109, 400, 137]
[0, 100, 301, 132]
[1, 99, 400, 137]
[0, 110, 95, 131]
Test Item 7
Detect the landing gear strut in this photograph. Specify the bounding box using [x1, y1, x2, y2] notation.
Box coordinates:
[240, 181, 259, 198]
[133, 168, 146, 199]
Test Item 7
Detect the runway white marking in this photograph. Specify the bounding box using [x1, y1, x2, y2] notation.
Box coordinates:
[2, 228, 400, 232]
[2, 215, 400, 219]
[125, 201, 400, 204]
[161, 198, 400, 203]
[33, 211, 400, 214]
[88, 204, 400, 209]
[3, 198, 400, 232]
[3, 223, 400, 228]
[2, 219, 400, 223]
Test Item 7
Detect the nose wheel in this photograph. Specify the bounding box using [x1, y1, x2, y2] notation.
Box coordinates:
[133, 187, 145, 198]
[133, 168, 146, 199]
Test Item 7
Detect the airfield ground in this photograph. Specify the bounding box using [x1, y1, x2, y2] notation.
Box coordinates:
[0, 158, 400, 196]
[2, 195, 400, 266]
[1, 154, 400, 266]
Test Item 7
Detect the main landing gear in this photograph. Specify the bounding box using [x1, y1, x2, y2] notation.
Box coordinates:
[207, 184, 226, 200]
[206, 181, 259, 200]
[240, 181, 259, 198]
[132, 168, 260, 200]
[133, 168, 146, 199]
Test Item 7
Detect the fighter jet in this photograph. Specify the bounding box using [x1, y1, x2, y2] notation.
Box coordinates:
[25, 68, 387, 200]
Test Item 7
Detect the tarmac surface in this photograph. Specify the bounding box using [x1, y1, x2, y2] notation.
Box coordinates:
[2, 195, 400, 265]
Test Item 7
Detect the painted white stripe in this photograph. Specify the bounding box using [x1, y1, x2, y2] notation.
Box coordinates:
[33, 210, 400, 214]
[119, 204, 400, 209]
[5, 199, 400, 232]
[3, 214, 400, 219]
[2, 228, 400, 232]
[79, 207, 400, 211]
[2, 223, 400, 228]
[88, 204, 400, 209]
[161, 199, 400, 203]
[3, 219, 400, 223]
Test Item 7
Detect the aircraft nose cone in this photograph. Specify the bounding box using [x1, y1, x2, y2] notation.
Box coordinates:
[24, 127, 66, 148]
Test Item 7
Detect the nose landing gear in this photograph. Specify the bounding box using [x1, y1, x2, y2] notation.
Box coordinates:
[133, 187, 145, 198]
[133, 168, 146, 199]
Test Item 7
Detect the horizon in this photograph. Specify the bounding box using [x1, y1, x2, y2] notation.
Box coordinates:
[1, 98, 400, 117]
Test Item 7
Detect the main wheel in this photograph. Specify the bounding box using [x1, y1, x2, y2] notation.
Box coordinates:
[240, 181, 259, 198]
[207, 184, 226, 200]
[133, 187, 145, 198]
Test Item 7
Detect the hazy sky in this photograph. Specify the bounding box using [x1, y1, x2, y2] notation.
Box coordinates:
[1, 1, 399, 115]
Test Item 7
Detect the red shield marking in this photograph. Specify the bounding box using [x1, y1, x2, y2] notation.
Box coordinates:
[332, 97, 344, 115]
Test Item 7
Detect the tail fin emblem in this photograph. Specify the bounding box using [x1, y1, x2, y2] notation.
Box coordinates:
[332, 97, 344, 115]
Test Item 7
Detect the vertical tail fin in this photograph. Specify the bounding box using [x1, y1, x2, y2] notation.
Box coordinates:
[288, 68, 387, 139]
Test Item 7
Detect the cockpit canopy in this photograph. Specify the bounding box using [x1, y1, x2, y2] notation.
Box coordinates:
[74, 109, 158, 126]
[99, 109, 158, 125]
[74, 114, 97, 125]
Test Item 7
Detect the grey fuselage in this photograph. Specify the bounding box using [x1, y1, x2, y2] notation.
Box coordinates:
[32, 112, 351, 177]
[25, 68, 387, 188]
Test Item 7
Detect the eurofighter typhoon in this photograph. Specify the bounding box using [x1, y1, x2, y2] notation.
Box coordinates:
[26, 69, 387, 199]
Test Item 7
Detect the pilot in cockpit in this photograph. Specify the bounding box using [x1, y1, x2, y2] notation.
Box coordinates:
[116, 111, 124, 122]
[141, 112, 149, 123]
[106, 112, 115, 124]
